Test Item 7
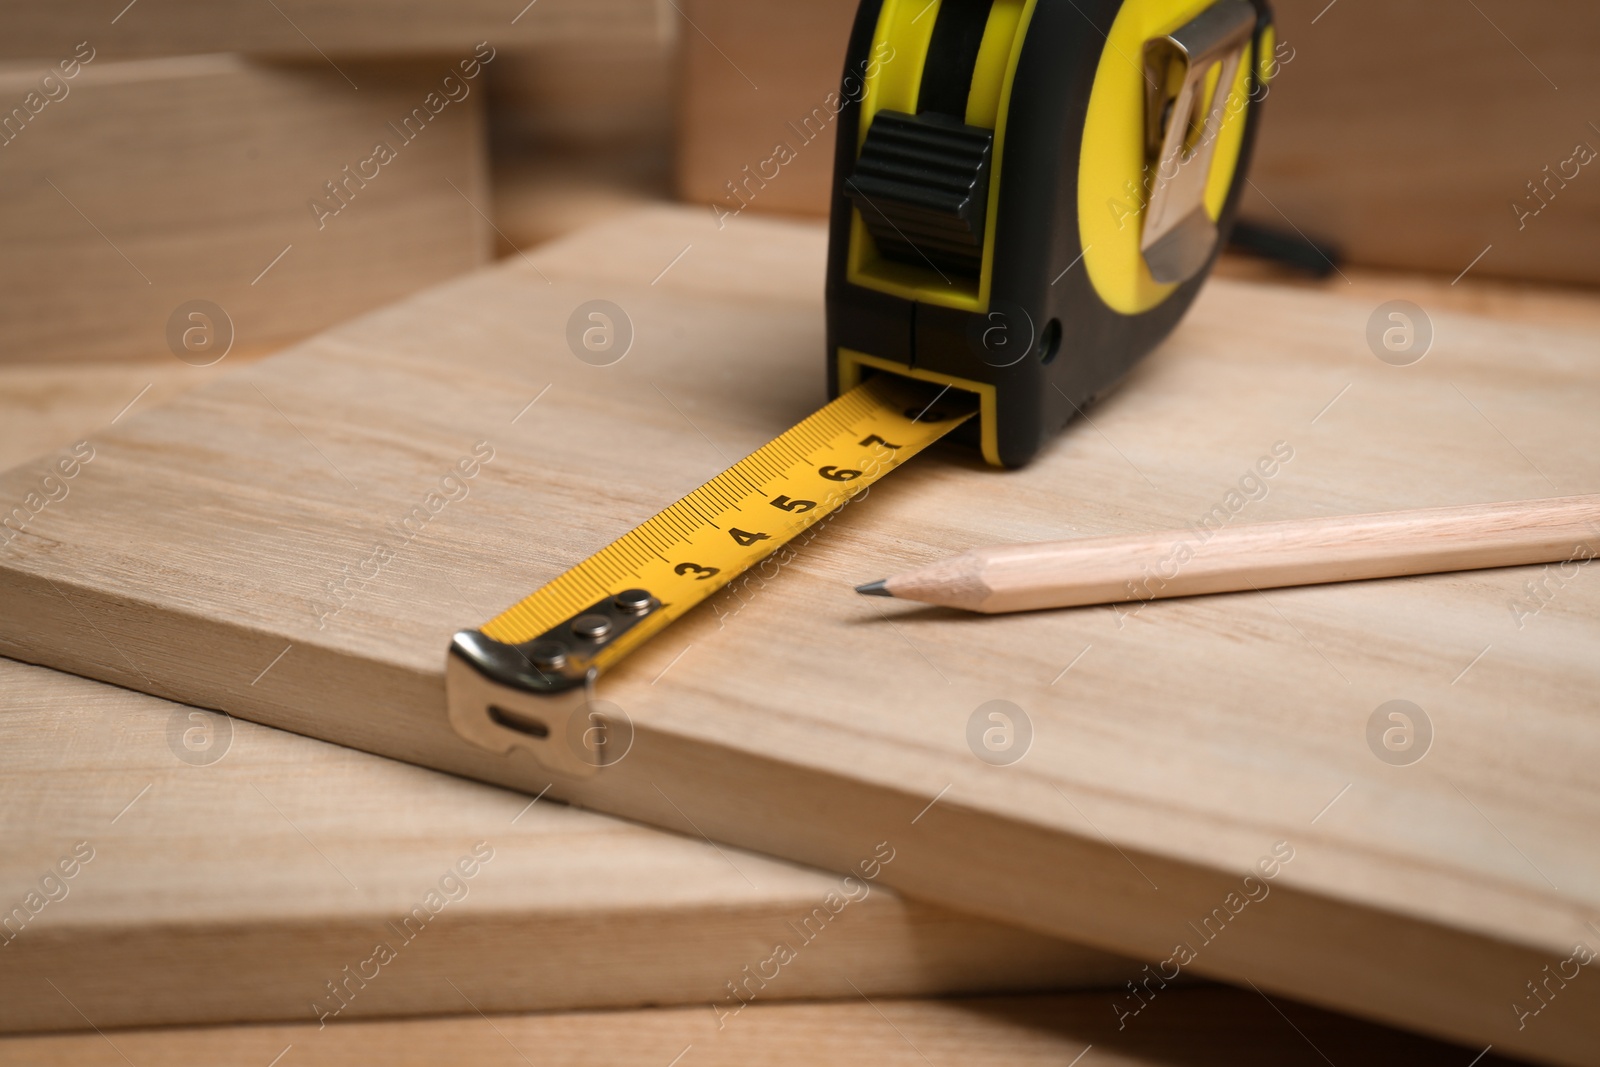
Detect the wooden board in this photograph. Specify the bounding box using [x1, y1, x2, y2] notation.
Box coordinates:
[0, 988, 1525, 1067]
[674, 0, 1600, 286]
[0, 657, 1123, 1032]
[0, 54, 489, 363]
[0, 359, 267, 472]
[1, 206, 1597, 1064]
[0, 0, 665, 60]
[0, 375, 1511, 1064]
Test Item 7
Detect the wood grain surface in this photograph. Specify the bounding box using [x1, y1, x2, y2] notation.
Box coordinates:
[0, 988, 1528, 1067]
[0, 656, 1123, 1032]
[0, 207, 1596, 1063]
[0, 359, 265, 472]
[0, 54, 490, 363]
[0, 0, 666, 60]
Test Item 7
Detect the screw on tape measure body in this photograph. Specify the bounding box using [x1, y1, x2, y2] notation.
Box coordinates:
[474, 376, 974, 678]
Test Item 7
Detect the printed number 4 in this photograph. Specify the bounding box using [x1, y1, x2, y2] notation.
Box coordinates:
[730, 528, 771, 547]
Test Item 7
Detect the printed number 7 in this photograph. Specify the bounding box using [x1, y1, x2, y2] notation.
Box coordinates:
[859, 434, 901, 449]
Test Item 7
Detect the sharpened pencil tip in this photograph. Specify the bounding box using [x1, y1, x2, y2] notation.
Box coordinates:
[855, 580, 891, 597]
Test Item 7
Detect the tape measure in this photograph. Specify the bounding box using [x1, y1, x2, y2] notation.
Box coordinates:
[448, 0, 1273, 774]
[829, 0, 1271, 467]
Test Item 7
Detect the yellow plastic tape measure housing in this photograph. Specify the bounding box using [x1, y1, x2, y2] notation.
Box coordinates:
[1079, 0, 1255, 315]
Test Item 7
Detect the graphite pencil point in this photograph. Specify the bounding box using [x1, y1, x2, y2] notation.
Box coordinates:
[855, 580, 891, 597]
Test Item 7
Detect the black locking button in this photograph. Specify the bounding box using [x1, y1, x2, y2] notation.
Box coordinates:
[845, 109, 994, 278]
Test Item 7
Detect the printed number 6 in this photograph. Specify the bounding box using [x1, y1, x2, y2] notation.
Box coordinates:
[819, 466, 862, 482]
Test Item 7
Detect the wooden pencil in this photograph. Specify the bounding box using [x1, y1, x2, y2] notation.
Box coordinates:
[856, 495, 1600, 613]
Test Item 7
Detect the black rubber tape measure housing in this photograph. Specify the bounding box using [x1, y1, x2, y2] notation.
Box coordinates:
[825, 0, 1273, 468]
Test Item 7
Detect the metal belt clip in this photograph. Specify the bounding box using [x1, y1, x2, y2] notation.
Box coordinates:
[1140, 0, 1257, 284]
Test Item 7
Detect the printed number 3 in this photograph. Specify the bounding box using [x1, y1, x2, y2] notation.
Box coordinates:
[674, 562, 720, 580]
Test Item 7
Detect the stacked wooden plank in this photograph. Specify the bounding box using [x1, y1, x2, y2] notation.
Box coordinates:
[0, 1, 672, 366]
[0, 989, 1522, 1066]
[0, 657, 1118, 1031]
[2, 205, 1594, 1063]
[0, 54, 491, 364]
[0, 354, 1539, 1065]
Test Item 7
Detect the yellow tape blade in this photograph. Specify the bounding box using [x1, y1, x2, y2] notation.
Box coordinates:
[477, 375, 975, 672]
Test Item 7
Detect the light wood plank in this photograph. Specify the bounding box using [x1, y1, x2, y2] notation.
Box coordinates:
[0, 657, 1124, 1032]
[0, 54, 490, 363]
[0, 989, 1524, 1067]
[0, 207, 1596, 1063]
[0, 0, 666, 60]
[0, 359, 268, 472]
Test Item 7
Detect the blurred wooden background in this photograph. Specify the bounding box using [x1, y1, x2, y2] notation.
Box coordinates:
[4, 0, 1596, 373]
[0, 0, 1595, 1061]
